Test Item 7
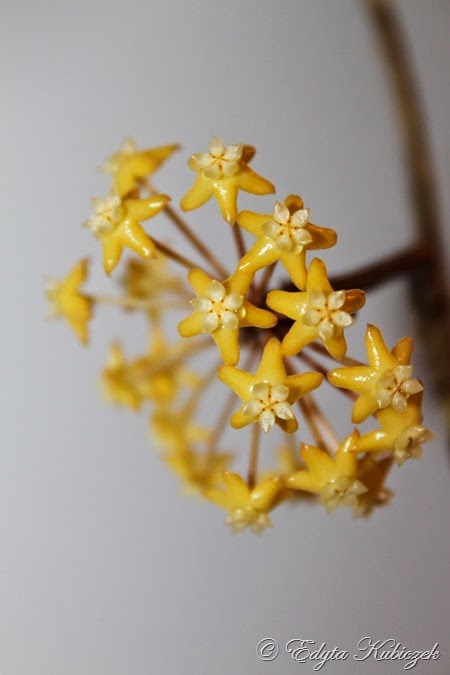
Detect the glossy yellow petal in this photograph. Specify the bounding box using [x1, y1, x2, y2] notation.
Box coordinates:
[230, 409, 252, 429]
[213, 178, 239, 224]
[117, 220, 157, 260]
[237, 165, 275, 195]
[236, 210, 269, 237]
[306, 258, 333, 294]
[281, 321, 317, 357]
[328, 365, 375, 392]
[177, 313, 204, 338]
[286, 470, 321, 493]
[240, 301, 277, 329]
[266, 290, 305, 321]
[285, 372, 323, 402]
[279, 250, 308, 290]
[323, 333, 347, 360]
[180, 174, 214, 211]
[187, 268, 213, 296]
[218, 365, 255, 401]
[250, 477, 282, 510]
[301, 444, 336, 482]
[351, 393, 379, 423]
[238, 239, 279, 276]
[255, 338, 286, 382]
[124, 194, 170, 221]
[223, 471, 250, 507]
[392, 336, 414, 364]
[101, 237, 123, 274]
[212, 326, 239, 366]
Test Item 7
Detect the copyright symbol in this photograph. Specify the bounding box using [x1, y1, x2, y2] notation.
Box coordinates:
[256, 638, 279, 661]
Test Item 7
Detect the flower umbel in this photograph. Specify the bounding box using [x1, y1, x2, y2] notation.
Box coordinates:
[45, 258, 92, 344]
[47, 135, 433, 533]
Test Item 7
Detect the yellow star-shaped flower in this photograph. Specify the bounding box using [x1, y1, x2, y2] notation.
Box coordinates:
[45, 258, 93, 344]
[286, 432, 368, 513]
[218, 337, 323, 433]
[101, 338, 195, 410]
[353, 454, 394, 517]
[150, 405, 210, 453]
[122, 257, 186, 303]
[84, 192, 170, 274]
[101, 138, 180, 196]
[356, 392, 434, 466]
[101, 343, 142, 410]
[205, 471, 283, 534]
[178, 269, 276, 366]
[328, 324, 423, 423]
[267, 258, 365, 359]
[237, 195, 337, 289]
[164, 448, 232, 497]
[180, 136, 275, 224]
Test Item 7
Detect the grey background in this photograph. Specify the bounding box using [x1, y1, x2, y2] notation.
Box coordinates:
[1, 1, 449, 674]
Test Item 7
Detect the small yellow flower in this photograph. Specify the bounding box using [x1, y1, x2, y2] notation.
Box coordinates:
[353, 454, 394, 517]
[150, 405, 210, 453]
[205, 471, 283, 534]
[164, 448, 232, 496]
[101, 343, 142, 410]
[102, 337, 195, 410]
[84, 192, 170, 274]
[178, 269, 276, 365]
[237, 195, 337, 289]
[180, 136, 274, 224]
[101, 138, 180, 196]
[328, 324, 423, 423]
[286, 432, 367, 513]
[218, 337, 323, 433]
[45, 258, 93, 344]
[356, 392, 434, 466]
[267, 258, 365, 359]
[122, 257, 186, 303]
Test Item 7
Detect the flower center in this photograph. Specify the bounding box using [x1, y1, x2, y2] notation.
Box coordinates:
[243, 381, 295, 432]
[191, 280, 245, 333]
[302, 290, 353, 341]
[393, 425, 433, 466]
[320, 476, 367, 513]
[194, 137, 243, 180]
[375, 365, 423, 412]
[226, 507, 271, 534]
[262, 201, 313, 254]
[84, 195, 124, 236]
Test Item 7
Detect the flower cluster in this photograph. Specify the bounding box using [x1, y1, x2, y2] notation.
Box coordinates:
[47, 136, 433, 533]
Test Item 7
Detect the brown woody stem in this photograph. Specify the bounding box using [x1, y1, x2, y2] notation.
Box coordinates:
[365, 0, 450, 438]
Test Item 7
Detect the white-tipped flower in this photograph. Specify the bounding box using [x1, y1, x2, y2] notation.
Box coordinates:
[243, 381, 295, 432]
[393, 425, 434, 466]
[191, 280, 245, 333]
[84, 194, 124, 236]
[376, 365, 423, 413]
[320, 476, 367, 514]
[192, 136, 243, 179]
[262, 200, 313, 254]
[303, 290, 353, 341]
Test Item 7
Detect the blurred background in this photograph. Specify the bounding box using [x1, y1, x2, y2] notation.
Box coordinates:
[1, 1, 449, 673]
